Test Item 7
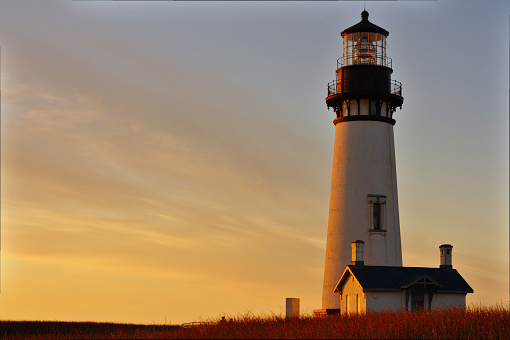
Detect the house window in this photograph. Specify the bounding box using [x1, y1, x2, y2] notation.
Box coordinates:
[368, 194, 387, 231]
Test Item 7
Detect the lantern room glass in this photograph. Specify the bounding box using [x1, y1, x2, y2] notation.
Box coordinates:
[343, 32, 387, 66]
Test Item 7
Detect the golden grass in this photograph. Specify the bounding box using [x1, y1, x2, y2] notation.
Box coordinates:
[1, 304, 509, 339]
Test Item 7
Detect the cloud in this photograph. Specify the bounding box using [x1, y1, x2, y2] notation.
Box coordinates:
[1, 75, 328, 296]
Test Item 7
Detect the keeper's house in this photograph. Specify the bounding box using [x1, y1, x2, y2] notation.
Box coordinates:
[334, 241, 473, 314]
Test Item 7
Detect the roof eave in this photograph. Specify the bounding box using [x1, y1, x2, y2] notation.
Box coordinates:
[341, 22, 389, 37]
[436, 289, 475, 294]
[333, 267, 354, 293]
[363, 288, 473, 294]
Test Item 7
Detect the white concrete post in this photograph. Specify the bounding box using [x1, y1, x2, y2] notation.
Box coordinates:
[286, 298, 300, 318]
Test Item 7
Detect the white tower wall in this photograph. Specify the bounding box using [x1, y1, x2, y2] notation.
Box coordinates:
[322, 118, 403, 310]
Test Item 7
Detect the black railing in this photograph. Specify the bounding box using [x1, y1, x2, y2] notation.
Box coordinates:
[337, 55, 392, 69]
[327, 79, 402, 97]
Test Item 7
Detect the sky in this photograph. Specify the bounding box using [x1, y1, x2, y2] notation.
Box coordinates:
[0, 0, 508, 325]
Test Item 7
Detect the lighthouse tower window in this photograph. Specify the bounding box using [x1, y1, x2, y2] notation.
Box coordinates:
[368, 195, 387, 232]
[373, 202, 382, 230]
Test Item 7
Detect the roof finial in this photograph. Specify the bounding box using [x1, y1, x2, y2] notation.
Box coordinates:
[361, 10, 369, 21]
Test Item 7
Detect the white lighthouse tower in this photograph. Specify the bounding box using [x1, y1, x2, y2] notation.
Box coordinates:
[320, 11, 404, 314]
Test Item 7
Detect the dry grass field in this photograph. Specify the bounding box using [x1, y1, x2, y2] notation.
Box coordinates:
[1, 305, 509, 339]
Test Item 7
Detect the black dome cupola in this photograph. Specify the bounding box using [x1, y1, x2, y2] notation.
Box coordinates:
[341, 10, 389, 37]
[326, 11, 403, 125]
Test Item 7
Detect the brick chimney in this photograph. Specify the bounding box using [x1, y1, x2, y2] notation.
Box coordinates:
[439, 244, 453, 271]
[351, 240, 365, 268]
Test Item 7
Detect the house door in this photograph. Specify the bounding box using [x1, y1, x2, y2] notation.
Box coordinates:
[411, 293, 424, 311]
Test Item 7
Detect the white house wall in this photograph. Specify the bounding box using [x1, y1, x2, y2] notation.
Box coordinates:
[365, 291, 403, 312]
[338, 281, 467, 313]
[339, 273, 366, 314]
[430, 293, 466, 309]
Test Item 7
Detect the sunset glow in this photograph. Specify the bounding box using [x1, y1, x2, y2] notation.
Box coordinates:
[0, 0, 508, 324]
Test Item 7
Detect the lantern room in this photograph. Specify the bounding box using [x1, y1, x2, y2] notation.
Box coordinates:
[340, 10, 390, 67]
[343, 32, 386, 66]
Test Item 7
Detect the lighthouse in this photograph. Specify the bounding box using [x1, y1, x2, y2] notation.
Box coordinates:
[320, 11, 404, 313]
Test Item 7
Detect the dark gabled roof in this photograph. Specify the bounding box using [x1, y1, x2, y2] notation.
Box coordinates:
[341, 11, 389, 37]
[335, 265, 474, 294]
